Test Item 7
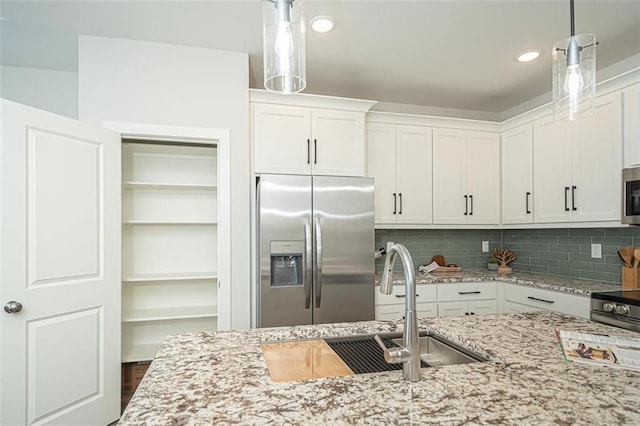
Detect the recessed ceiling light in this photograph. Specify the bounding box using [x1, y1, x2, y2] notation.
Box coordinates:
[517, 50, 541, 62]
[310, 16, 335, 33]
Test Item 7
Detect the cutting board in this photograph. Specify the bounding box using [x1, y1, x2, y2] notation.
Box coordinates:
[261, 340, 354, 382]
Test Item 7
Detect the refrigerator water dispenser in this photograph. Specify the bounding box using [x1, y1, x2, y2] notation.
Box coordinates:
[270, 241, 303, 287]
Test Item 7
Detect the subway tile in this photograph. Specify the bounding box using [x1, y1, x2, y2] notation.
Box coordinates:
[549, 244, 581, 253]
[511, 250, 540, 259]
[517, 265, 552, 274]
[593, 263, 624, 274]
[579, 270, 619, 284]
[604, 228, 640, 237]
[569, 228, 605, 237]
[558, 260, 593, 271]
[530, 258, 560, 268]
[592, 237, 634, 247]
[569, 253, 604, 264]
[536, 229, 570, 237]
[559, 237, 592, 245]
[511, 257, 532, 266]
[502, 243, 524, 251]
[503, 235, 532, 243]
[604, 254, 625, 265]
[548, 267, 581, 278]
[530, 236, 560, 244]
[539, 251, 569, 261]
[521, 243, 550, 251]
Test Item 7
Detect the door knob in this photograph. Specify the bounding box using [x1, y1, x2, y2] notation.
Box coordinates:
[4, 301, 23, 314]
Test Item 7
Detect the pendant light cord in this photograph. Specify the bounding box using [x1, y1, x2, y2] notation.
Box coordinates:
[570, 0, 575, 37]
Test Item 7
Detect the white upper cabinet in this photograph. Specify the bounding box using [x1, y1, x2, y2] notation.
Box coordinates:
[533, 116, 573, 223]
[625, 83, 640, 167]
[572, 92, 623, 222]
[311, 108, 366, 176]
[251, 91, 376, 176]
[533, 92, 622, 223]
[502, 124, 534, 224]
[366, 123, 432, 225]
[253, 104, 312, 175]
[433, 129, 500, 224]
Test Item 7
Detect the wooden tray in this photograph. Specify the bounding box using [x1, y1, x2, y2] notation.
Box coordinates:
[432, 266, 462, 273]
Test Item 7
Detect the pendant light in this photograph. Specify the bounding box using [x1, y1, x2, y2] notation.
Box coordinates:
[262, 0, 306, 94]
[552, 0, 598, 121]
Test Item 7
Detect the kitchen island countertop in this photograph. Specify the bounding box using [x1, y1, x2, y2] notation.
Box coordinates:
[376, 269, 623, 296]
[119, 312, 640, 425]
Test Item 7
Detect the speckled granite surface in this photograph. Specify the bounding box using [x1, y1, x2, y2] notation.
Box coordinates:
[119, 312, 640, 425]
[377, 269, 623, 296]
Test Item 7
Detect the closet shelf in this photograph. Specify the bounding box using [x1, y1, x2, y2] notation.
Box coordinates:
[123, 181, 217, 190]
[122, 220, 217, 225]
[122, 305, 218, 323]
[122, 343, 162, 363]
[122, 271, 218, 283]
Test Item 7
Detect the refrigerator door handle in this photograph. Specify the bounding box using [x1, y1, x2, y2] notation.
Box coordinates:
[304, 218, 313, 309]
[314, 217, 323, 308]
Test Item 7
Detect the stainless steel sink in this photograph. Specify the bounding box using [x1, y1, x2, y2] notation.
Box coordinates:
[324, 332, 487, 374]
[390, 335, 487, 367]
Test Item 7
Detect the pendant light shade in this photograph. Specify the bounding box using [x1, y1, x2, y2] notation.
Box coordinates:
[552, 0, 597, 121]
[263, 0, 306, 94]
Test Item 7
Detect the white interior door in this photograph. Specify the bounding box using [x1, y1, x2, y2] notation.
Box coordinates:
[1, 100, 121, 425]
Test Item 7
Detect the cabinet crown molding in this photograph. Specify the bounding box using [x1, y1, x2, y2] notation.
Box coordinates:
[249, 89, 377, 112]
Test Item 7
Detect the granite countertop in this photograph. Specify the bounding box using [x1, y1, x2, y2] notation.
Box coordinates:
[119, 312, 640, 425]
[375, 269, 623, 296]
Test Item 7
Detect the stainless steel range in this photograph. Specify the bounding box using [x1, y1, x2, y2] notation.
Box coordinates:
[591, 290, 640, 332]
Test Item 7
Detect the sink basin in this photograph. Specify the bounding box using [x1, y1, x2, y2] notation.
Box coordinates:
[390, 335, 488, 367]
[324, 332, 487, 374]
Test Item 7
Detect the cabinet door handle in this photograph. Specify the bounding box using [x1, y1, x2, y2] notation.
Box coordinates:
[393, 193, 397, 215]
[564, 187, 570, 211]
[306, 139, 310, 164]
[464, 195, 468, 215]
[314, 139, 317, 164]
[571, 186, 577, 211]
[458, 291, 481, 295]
[526, 192, 531, 214]
[395, 294, 419, 298]
[469, 194, 473, 216]
[398, 193, 403, 215]
[527, 296, 554, 304]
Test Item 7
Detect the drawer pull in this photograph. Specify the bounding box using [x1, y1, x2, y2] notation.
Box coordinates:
[527, 296, 554, 304]
[395, 294, 419, 298]
[458, 291, 481, 295]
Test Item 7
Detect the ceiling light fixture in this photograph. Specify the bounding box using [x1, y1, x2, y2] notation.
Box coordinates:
[262, 0, 306, 94]
[517, 50, 541, 62]
[552, 0, 598, 121]
[310, 16, 334, 33]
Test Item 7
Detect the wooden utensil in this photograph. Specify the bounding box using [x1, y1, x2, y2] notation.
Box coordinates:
[618, 246, 634, 268]
[634, 248, 640, 268]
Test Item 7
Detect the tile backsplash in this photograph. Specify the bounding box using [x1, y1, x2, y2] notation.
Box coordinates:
[375, 227, 640, 284]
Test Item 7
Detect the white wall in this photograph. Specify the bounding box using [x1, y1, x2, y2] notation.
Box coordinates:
[78, 35, 251, 329]
[0, 65, 78, 118]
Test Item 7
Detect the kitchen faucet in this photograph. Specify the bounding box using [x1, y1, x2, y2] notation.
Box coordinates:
[374, 243, 421, 382]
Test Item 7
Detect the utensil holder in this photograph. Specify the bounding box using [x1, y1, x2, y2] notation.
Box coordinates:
[621, 267, 640, 288]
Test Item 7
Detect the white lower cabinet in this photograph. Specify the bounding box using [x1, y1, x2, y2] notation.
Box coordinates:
[437, 282, 498, 317]
[121, 142, 219, 362]
[374, 284, 437, 320]
[375, 281, 590, 320]
[504, 283, 590, 319]
[438, 300, 498, 317]
[504, 300, 544, 314]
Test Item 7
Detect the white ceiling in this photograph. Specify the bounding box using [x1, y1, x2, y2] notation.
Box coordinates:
[1, 0, 639, 120]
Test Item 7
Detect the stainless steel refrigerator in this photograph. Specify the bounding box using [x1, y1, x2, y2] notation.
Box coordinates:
[257, 174, 375, 327]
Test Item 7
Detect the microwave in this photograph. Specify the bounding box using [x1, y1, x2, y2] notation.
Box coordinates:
[623, 167, 640, 225]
